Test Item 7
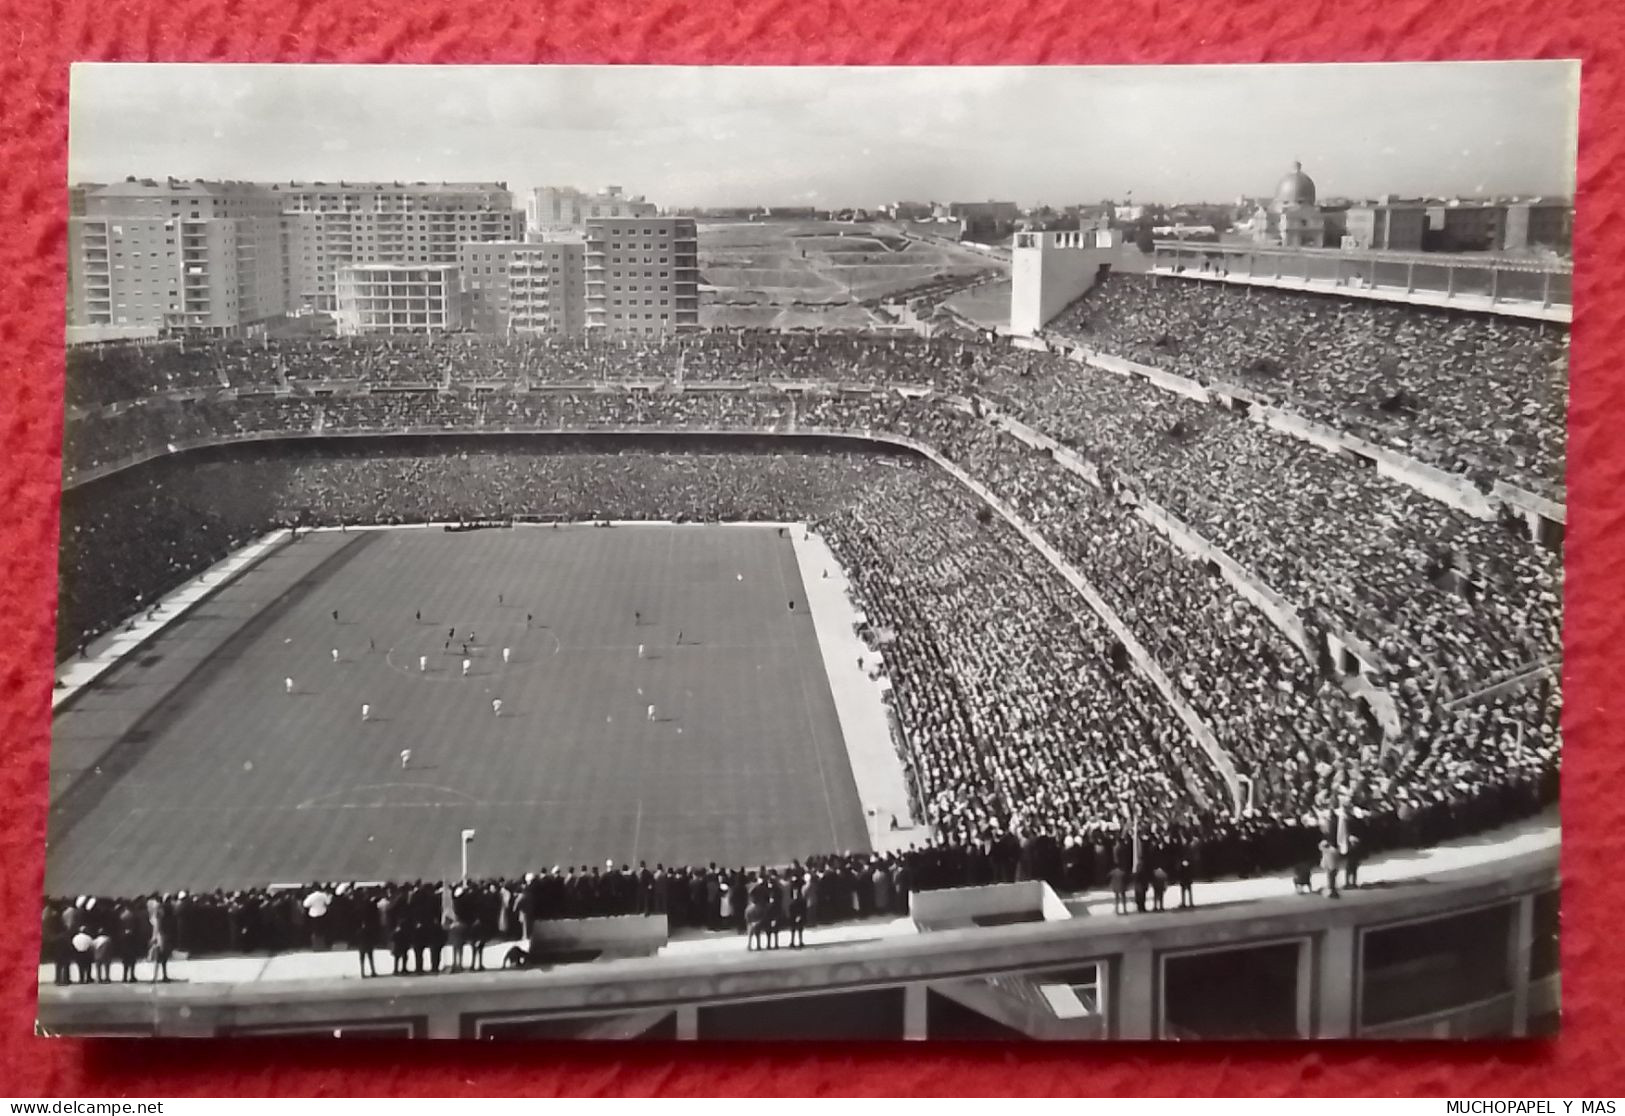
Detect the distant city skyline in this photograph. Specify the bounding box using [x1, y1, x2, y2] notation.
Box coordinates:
[70, 62, 1580, 209]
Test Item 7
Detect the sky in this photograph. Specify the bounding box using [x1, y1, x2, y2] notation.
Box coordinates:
[69, 62, 1581, 208]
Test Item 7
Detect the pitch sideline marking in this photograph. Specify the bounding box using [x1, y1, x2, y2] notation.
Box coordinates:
[296, 782, 480, 810]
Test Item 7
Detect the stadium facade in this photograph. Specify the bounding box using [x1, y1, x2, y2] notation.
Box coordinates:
[38, 843, 1557, 1040]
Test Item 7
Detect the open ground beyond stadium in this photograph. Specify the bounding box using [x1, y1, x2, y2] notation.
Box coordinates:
[46, 524, 872, 895]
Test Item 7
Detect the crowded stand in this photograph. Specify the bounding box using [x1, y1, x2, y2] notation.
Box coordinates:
[911, 406, 1376, 818]
[797, 390, 1557, 822]
[888, 403, 1558, 830]
[971, 351, 1562, 707]
[49, 324, 1561, 975]
[65, 331, 982, 408]
[38, 816, 1256, 980]
[1047, 273, 1568, 498]
[819, 463, 1222, 833]
[68, 362, 1558, 709]
[63, 340, 224, 410]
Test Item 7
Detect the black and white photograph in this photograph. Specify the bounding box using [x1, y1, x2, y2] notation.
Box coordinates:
[42, 61, 1571, 1041]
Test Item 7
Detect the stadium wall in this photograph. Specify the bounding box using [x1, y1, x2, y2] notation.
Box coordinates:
[36, 844, 1558, 1041]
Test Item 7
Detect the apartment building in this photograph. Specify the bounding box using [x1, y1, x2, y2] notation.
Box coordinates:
[67, 179, 288, 337]
[1344, 201, 1429, 251]
[1425, 203, 1509, 253]
[582, 217, 700, 335]
[526, 185, 657, 237]
[1503, 201, 1573, 253]
[274, 182, 523, 312]
[334, 264, 465, 335]
[458, 241, 586, 335]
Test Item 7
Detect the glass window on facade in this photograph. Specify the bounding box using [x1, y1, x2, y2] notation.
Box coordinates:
[1531, 889, 1560, 981]
[1163, 942, 1303, 1040]
[1361, 904, 1515, 1028]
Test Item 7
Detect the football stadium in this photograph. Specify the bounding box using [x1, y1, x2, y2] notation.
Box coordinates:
[41, 248, 1563, 1041]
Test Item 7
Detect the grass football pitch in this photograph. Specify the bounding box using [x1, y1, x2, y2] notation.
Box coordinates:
[46, 525, 869, 895]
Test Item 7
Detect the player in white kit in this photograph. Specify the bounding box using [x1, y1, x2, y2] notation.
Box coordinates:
[462, 658, 472, 677]
[502, 647, 511, 664]
[331, 648, 339, 664]
[285, 677, 294, 695]
[646, 703, 656, 722]
[638, 644, 645, 659]
[400, 749, 411, 770]
[492, 699, 503, 717]
[361, 703, 371, 722]
[419, 655, 427, 672]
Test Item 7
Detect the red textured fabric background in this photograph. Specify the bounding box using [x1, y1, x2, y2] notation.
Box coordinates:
[0, 0, 1620, 1098]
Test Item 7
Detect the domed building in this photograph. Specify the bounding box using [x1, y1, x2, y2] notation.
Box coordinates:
[1275, 161, 1317, 208]
[1246, 160, 1328, 248]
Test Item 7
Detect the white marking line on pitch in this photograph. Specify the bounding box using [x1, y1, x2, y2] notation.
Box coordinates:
[296, 782, 480, 810]
[54, 529, 292, 710]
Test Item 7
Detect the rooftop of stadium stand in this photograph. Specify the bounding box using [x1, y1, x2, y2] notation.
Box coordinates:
[1154, 239, 1574, 272]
